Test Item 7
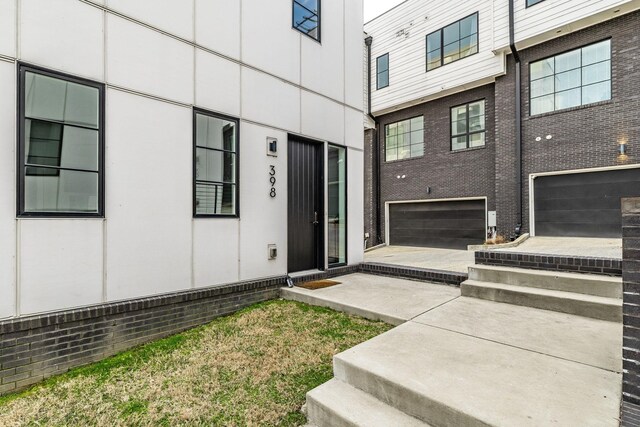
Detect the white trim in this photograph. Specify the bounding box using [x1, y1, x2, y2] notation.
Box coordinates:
[529, 163, 640, 236]
[384, 196, 488, 245]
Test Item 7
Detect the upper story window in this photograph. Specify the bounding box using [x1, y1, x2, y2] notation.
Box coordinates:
[451, 100, 486, 151]
[18, 65, 104, 217]
[376, 53, 389, 89]
[385, 117, 424, 162]
[526, 0, 546, 6]
[293, 0, 320, 41]
[426, 13, 478, 72]
[530, 39, 611, 116]
[194, 110, 239, 217]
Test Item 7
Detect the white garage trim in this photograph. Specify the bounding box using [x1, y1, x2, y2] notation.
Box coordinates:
[384, 196, 488, 245]
[528, 163, 640, 237]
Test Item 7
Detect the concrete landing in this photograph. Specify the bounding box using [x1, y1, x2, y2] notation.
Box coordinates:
[363, 246, 474, 272]
[334, 322, 621, 426]
[413, 296, 622, 372]
[497, 236, 622, 259]
[299, 274, 622, 427]
[281, 273, 459, 325]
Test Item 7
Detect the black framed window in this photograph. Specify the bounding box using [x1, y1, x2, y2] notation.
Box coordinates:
[451, 100, 486, 151]
[427, 13, 478, 72]
[293, 0, 320, 41]
[194, 110, 239, 217]
[328, 144, 346, 267]
[18, 64, 104, 217]
[530, 39, 611, 116]
[385, 117, 424, 162]
[526, 0, 545, 6]
[376, 53, 389, 89]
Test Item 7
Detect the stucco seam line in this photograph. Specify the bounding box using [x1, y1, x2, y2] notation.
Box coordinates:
[0, 55, 16, 64]
[77, 0, 364, 115]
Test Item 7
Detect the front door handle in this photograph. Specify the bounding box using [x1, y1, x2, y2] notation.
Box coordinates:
[313, 211, 319, 225]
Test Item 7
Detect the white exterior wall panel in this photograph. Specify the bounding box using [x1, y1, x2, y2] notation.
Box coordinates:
[242, 0, 301, 84]
[193, 219, 239, 287]
[19, 220, 104, 315]
[104, 90, 193, 302]
[106, 14, 194, 105]
[301, 0, 345, 103]
[0, 0, 16, 58]
[0, 61, 16, 319]
[0, 0, 364, 318]
[195, 0, 241, 60]
[106, 0, 194, 41]
[365, 0, 506, 115]
[345, 3, 365, 110]
[20, 0, 104, 81]
[238, 123, 288, 280]
[242, 68, 301, 133]
[301, 91, 345, 145]
[195, 48, 241, 117]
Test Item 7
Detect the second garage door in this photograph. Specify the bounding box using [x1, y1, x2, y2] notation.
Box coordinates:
[388, 199, 486, 249]
[534, 168, 640, 237]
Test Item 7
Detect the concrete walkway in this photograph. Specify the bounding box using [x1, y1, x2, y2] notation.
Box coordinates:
[497, 236, 622, 258]
[364, 245, 474, 272]
[287, 274, 622, 426]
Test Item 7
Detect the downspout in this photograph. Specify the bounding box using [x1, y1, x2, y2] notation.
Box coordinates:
[508, 0, 523, 237]
[365, 35, 382, 244]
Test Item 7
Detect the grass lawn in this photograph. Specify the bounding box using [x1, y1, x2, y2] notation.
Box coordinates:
[0, 300, 391, 426]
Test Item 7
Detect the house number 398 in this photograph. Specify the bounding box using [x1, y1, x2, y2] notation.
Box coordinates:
[269, 165, 276, 198]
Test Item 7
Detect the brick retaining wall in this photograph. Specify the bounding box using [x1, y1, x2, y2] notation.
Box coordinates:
[0, 278, 283, 396]
[622, 198, 640, 425]
[475, 251, 622, 277]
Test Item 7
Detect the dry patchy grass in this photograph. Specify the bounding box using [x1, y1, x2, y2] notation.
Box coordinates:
[0, 300, 391, 426]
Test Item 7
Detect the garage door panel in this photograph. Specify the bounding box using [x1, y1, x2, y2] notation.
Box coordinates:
[534, 168, 640, 238]
[535, 221, 620, 238]
[389, 200, 485, 249]
[535, 208, 619, 223]
[536, 182, 638, 201]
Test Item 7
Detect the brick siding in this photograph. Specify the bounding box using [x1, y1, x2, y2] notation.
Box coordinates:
[373, 84, 497, 241]
[497, 11, 640, 235]
[366, 11, 640, 240]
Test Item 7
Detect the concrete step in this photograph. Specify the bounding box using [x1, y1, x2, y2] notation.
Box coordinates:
[333, 322, 621, 427]
[468, 264, 622, 298]
[306, 378, 430, 427]
[461, 279, 622, 322]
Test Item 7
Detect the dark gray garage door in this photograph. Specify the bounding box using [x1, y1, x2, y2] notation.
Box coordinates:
[534, 168, 640, 237]
[388, 200, 486, 249]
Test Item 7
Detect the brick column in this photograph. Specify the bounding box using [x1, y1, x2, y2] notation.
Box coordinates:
[622, 197, 640, 425]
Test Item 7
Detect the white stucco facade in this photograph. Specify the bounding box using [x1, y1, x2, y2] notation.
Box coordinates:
[0, 0, 364, 318]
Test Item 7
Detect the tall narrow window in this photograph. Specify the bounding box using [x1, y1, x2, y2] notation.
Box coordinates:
[385, 117, 424, 162]
[451, 100, 486, 151]
[194, 110, 239, 217]
[376, 53, 389, 89]
[293, 0, 320, 41]
[426, 13, 478, 71]
[18, 65, 104, 216]
[530, 39, 611, 115]
[328, 145, 346, 266]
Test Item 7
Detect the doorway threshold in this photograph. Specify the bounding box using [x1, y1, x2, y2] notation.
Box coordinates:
[289, 269, 324, 278]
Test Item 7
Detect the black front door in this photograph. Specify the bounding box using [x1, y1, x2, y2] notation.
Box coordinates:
[288, 138, 324, 273]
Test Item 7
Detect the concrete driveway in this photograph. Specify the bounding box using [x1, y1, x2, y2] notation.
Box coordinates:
[364, 245, 474, 273]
